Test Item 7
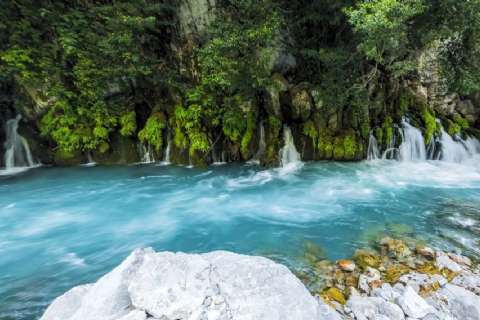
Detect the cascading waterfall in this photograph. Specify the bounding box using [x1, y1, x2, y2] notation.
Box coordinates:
[250, 120, 266, 164]
[279, 125, 301, 166]
[436, 128, 479, 163]
[162, 141, 171, 164]
[367, 130, 380, 160]
[221, 151, 227, 163]
[3, 115, 36, 169]
[84, 151, 96, 166]
[367, 117, 480, 163]
[138, 143, 155, 163]
[398, 119, 426, 162]
[208, 137, 219, 163]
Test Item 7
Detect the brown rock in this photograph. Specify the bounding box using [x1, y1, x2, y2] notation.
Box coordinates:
[338, 260, 356, 272]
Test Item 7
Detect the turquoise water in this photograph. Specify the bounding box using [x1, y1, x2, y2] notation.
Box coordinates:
[1, 160, 480, 319]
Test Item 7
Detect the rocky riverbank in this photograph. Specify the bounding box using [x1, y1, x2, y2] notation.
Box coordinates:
[309, 237, 480, 319]
[41, 237, 480, 320]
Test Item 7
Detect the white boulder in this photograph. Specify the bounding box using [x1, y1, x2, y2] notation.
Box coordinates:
[397, 286, 430, 319]
[41, 249, 339, 320]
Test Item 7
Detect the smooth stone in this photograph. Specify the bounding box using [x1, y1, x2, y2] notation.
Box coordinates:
[370, 315, 391, 320]
[398, 273, 439, 294]
[397, 286, 430, 319]
[439, 284, 480, 320]
[41, 248, 154, 320]
[435, 254, 462, 272]
[41, 249, 339, 320]
[451, 273, 480, 295]
[345, 295, 405, 320]
[118, 310, 147, 320]
[433, 274, 448, 287]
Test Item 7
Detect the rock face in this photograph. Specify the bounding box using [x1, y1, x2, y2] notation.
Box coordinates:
[41, 249, 339, 320]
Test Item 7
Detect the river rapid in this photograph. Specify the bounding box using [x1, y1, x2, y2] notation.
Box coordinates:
[1, 157, 480, 319]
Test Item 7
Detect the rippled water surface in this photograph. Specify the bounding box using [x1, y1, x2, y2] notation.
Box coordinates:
[1, 159, 480, 319]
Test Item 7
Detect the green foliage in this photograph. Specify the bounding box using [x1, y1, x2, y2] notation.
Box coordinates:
[120, 111, 137, 137]
[138, 112, 166, 150]
[1, 0, 174, 151]
[346, 0, 480, 94]
[345, 0, 424, 76]
[418, 0, 480, 94]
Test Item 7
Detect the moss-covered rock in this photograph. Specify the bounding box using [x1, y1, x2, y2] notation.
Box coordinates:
[93, 132, 141, 165]
[54, 149, 86, 166]
[385, 263, 411, 283]
[325, 287, 346, 306]
[354, 250, 382, 269]
[378, 237, 413, 260]
[290, 82, 312, 122]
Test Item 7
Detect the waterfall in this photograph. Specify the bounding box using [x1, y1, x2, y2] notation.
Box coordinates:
[367, 117, 480, 164]
[251, 120, 266, 164]
[3, 115, 35, 169]
[367, 131, 380, 160]
[208, 137, 219, 163]
[187, 151, 193, 168]
[162, 141, 171, 164]
[279, 125, 301, 166]
[84, 151, 96, 166]
[221, 151, 227, 163]
[398, 119, 426, 162]
[138, 143, 155, 163]
[437, 128, 477, 163]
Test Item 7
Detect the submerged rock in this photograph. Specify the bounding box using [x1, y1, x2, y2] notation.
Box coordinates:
[41, 249, 338, 320]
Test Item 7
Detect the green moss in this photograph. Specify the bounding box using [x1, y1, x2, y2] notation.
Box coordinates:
[423, 109, 438, 145]
[265, 115, 282, 162]
[241, 106, 258, 159]
[318, 132, 333, 153]
[381, 116, 393, 143]
[333, 144, 345, 158]
[385, 264, 411, 283]
[399, 92, 409, 112]
[453, 114, 469, 130]
[344, 134, 357, 156]
[325, 287, 346, 306]
[303, 120, 319, 147]
[268, 115, 282, 131]
[361, 122, 371, 140]
[174, 119, 188, 149]
[444, 119, 458, 136]
[354, 250, 381, 269]
[120, 111, 137, 137]
[375, 127, 383, 143]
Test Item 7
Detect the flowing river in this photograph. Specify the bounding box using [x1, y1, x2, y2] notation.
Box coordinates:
[1, 157, 480, 319]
